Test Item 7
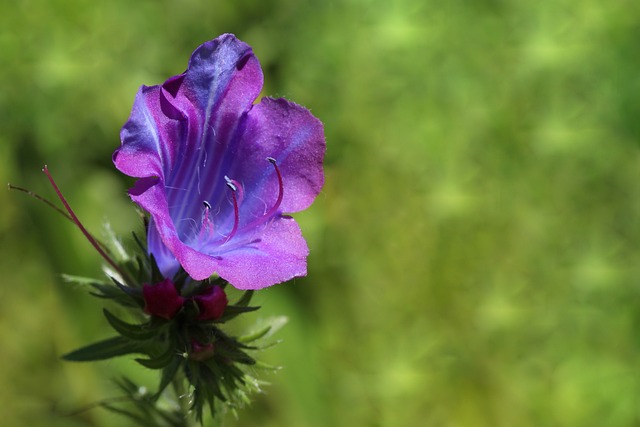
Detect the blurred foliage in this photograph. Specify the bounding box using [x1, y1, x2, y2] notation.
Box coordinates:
[1, 0, 640, 426]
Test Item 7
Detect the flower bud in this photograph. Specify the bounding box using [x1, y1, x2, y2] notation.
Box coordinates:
[189, 339, 216, 361]
[142, 279, 185, 319]
[194, 285, 228, 321]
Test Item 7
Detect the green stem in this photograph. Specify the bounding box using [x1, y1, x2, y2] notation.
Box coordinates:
[172, 376, 197, 427]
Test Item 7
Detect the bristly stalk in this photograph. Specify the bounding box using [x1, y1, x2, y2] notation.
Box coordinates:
[8, 183, 75, 222]
[172, 375, 197, 427]
[42, 165, 132, 284]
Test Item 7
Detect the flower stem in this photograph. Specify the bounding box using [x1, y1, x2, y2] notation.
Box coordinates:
[42, 165, 134, 284]
[172, 376, 197, 427]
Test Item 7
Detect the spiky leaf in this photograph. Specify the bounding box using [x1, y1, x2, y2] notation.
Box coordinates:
[62, 336, 143, 362]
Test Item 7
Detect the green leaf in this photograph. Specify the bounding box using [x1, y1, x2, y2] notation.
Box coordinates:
[62, 336, 143, 362]
[103, 309, 159, 341]
[100, 403, 150, 426]
[152, 356, 183, 400]
[135, 343, 176, 369]
[62, 274, 111, 288]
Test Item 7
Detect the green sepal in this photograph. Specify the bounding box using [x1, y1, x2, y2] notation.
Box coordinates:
[198, 361, 227, 402]
[214, 342, 256, 365]
[215, 304, 260, 323]
[235, 290, 254, 307]
[103, 309, 159, 341]
[237, 324, 273, 343]
[109, 276, 144, 305]
[62, 336, 143, 362]
[131, 231, 147, 256]
[148, 253, 164, 284]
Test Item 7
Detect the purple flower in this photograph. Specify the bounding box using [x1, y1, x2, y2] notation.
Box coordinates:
[113, 34, 325, 289]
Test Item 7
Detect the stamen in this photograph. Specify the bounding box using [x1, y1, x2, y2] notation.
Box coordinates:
[42, 166, 129, 282]
[199, 200, 214, 239]
[264, 157, 284, 217]
[224, 176, 240, 242]
[230, 157, 285, 236]
[224, 176, 237, 192]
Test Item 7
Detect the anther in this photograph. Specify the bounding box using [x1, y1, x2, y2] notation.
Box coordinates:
[224, 175, 237, 192]
[198, 200, 215, 240]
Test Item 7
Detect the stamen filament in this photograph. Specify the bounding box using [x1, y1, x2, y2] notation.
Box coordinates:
[224, 176, 240, 242]
[264, 157, 284, 218]
[42, 166, 129, 282]
[199, 200, 214, 239]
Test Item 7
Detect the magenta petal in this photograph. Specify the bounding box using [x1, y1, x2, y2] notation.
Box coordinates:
[143, 279, 185, 319]
[213, 215, 309, 290]
[114, 86, 173, 179]
[194, 285, 228, 321]
[232, 97, 326, 216]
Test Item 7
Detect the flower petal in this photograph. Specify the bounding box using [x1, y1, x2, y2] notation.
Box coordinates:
[114, 85, 173, 178]
[165, 35, 264, 234]
[114, 33, 263, 184]
[129, 176, 220, 280]
[228, 97, 325, 221]
[213, 215, 310, 290]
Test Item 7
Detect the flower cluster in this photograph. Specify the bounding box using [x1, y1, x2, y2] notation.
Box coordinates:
[33, 34, 325, 425]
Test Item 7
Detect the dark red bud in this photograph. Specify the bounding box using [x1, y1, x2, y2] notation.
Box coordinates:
[194, 285, 228, 321]
[142, 279, 185, 319]
[189, 339, 215, 361]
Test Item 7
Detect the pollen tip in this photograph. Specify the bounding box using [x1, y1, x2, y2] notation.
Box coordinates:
[203, 200, 212, 210]
[224, 175, 237, 192]
[266, 156, 276, 164]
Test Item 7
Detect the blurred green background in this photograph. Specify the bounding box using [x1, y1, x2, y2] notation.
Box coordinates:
[2, 0, 640, 426]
